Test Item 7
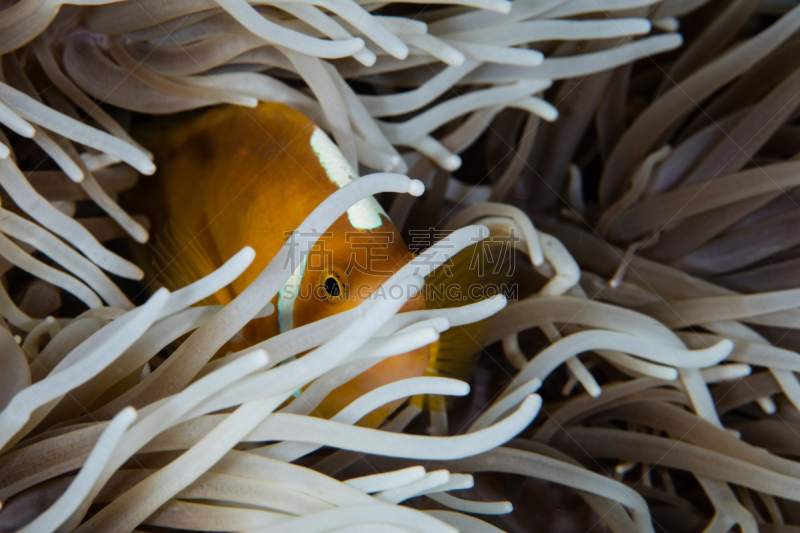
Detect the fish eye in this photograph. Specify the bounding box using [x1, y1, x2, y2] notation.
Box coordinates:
[318, 269, 347, 303]
[324, 276, 341, 297]
[315, 266, 347, 304]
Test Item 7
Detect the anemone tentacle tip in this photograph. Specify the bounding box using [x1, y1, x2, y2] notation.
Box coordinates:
[408, 179, 425, 197]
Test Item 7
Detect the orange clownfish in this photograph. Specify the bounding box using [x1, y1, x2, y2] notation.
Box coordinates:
[130, 102, 437, 426]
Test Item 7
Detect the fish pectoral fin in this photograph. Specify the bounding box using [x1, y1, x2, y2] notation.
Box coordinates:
[422, 239, 516, 382]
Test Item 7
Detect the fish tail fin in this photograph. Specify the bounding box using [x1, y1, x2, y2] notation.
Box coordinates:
[136, 220, 232, 307]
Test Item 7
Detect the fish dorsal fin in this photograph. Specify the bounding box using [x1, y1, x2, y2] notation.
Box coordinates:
[148, 219, 232, 306]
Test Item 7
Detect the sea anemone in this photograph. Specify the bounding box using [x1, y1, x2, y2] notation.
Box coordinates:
[3, 0, 800, 531]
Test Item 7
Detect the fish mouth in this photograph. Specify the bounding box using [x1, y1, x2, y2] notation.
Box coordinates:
[310, 296, 432, 427]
